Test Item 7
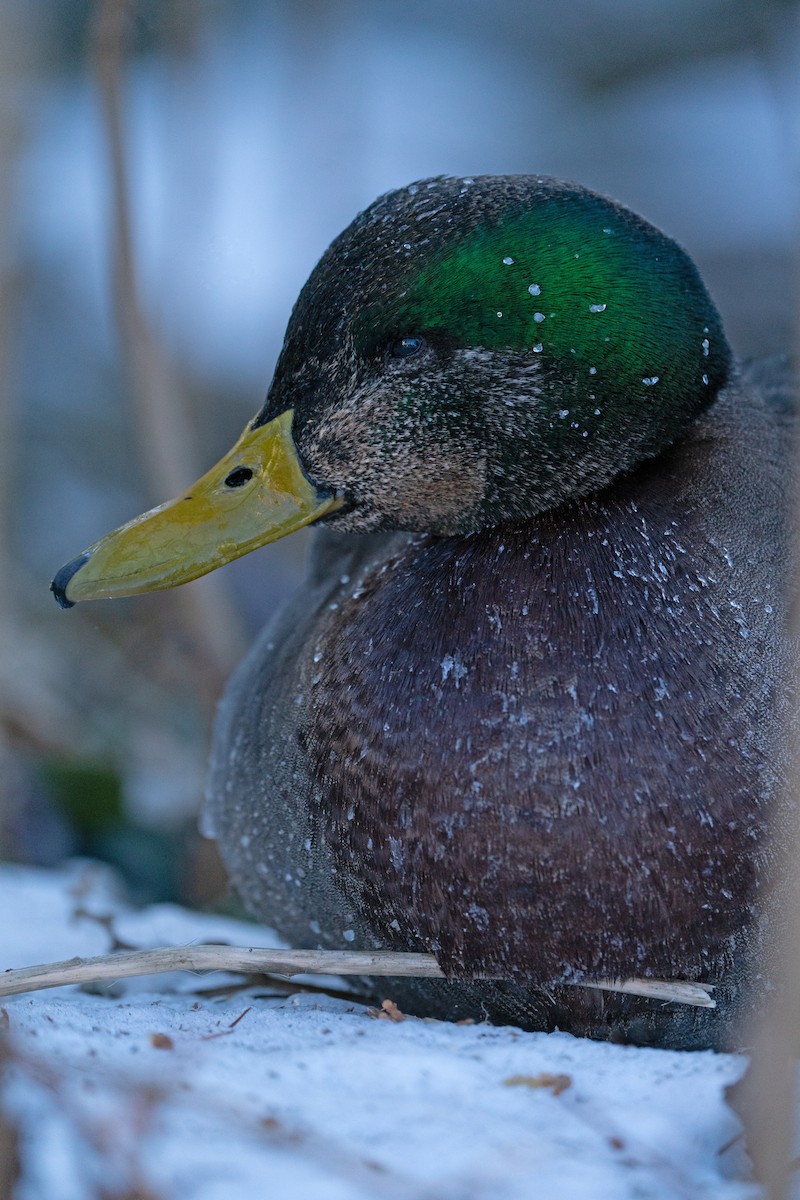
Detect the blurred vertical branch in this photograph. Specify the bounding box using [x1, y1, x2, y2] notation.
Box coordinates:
[736, 7, 800, 1195]
[736, 713, 800, 1199]
[0, 1025, 19, 1200]
[0, 10, 23, 1187]
[89, 0, 243, 698]
[0, 0, 22, 750]
[0, 5, 82, 758]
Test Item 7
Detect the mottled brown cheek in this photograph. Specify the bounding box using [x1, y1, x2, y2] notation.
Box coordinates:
[301, 389, 487, 533]
[380, 444, 487, 533]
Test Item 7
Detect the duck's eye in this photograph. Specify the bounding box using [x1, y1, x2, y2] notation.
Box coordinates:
[390, 336, 425, 358]
[224, 466, 254, 488]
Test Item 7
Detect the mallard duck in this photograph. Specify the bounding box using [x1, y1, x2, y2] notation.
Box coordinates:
[52, 175, 795, 1049]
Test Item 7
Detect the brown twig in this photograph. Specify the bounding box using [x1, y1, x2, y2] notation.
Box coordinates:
[0, 944, 715, 1007]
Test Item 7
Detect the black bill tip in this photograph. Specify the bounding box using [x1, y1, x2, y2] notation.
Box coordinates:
[50, 553, 91, 609]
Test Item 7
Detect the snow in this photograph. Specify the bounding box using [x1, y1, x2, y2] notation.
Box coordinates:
[0, 863, 759, 1199]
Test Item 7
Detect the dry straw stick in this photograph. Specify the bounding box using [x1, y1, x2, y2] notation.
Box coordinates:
[0, 945, 715, 1007]
[90, 0, 243, 686]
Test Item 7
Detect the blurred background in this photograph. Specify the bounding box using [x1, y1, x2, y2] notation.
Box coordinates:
[0, 0, 797, 913]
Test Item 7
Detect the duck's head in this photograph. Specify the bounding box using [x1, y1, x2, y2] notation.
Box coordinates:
[52, 175, 731, 607]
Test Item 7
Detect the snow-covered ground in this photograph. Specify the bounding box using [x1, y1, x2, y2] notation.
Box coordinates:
[0, 862, 758, 1199]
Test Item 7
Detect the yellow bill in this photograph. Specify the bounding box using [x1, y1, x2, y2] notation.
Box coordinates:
[51, 409, 342, 608]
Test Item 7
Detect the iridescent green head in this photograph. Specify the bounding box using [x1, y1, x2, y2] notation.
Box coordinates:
[259, 174, 731, 533]
[52, 175, 733, 609]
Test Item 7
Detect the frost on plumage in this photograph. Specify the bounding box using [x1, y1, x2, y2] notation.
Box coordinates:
[441, 654, 469, 688]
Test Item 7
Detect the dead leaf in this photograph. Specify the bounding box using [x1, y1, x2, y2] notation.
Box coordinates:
[379, 999, 405, 1022]
[503, 1072, 572, 1096]
[367, 1000, 406, 1022]
[148, 1033, 174, 1050]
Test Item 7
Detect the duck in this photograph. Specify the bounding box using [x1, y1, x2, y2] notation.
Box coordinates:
[51, 174, 796, 1050]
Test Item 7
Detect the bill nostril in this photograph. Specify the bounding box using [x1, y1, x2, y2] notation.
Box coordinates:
[224, 466, 254, 488]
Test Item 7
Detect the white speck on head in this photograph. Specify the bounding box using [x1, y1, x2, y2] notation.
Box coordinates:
[602, 227, 613, 234]
[533, 342, 543, 353]
[594, 408, 601, 415]
[702, 338, 710, 356]
[704, 326, 709, 334]
[702, 373, 709, 385]
[589, 366, 597, 375]
[408, 185, 419, 195]
[589, 303, 607, 314]
[533, 312, 545, 323]
[402, 242, 411, 250]
[342, 929, 355, 942]
[496, 311, 503, 318]
[461, 177, 474, 185]
[503, 256, 514, 265]
[642, 376, 659, 386]
[527, 283, 541, 296]
[558, 409, 569, 419]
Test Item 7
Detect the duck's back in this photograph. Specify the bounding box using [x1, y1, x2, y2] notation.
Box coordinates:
[206, 363, 795, 1047]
